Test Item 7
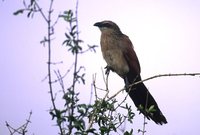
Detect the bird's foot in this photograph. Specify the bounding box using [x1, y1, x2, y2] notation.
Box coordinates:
[104, 65, 114, 75]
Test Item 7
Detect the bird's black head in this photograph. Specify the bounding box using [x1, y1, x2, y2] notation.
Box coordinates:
[94, 20, 121, 33]
[94, 21, 113, 28]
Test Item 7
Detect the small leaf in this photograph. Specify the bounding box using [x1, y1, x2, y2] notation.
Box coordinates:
[138, 104, 144, 110]
[148, 105, 156, 113]
[65, 33, 71, 39]
[13, 9, 24, 15]
[49, 111, 56, 120]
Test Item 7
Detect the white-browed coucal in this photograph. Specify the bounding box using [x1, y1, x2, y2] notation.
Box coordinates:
[94, 20, 167, 125]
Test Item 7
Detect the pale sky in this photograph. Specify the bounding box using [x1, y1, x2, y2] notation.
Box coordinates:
[1, 0, 200, 135]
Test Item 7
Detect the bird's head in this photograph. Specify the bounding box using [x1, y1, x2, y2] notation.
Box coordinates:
[94, 20, 122, 34]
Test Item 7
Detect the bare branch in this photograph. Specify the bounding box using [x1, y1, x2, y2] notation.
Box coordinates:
[6, 111, 32, 135]
[141, 72, 200, 83]
[34, 1, 48, 22]
[108, 72, 200, 101]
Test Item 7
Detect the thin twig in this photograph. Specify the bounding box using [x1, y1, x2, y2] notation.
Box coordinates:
[107, 72, 200, 102]
[41, 0, 64, 134]
[34, 0, 48, 22]
[51, 64, 74, 83]
[6, 111, 32, 135]
[54, 70, 65, 93]
[141, 73, 200, 84]
[68, 1, 79, 134]
[87, 71, 110, 130]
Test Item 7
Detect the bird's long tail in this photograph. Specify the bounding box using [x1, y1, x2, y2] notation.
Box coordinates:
[125, 75, 167, 125]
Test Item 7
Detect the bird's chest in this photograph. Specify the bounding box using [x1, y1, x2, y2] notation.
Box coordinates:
[100, 37, 129, 77]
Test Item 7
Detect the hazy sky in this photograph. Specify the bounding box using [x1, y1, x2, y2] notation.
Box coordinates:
[1, 0, 200, 135]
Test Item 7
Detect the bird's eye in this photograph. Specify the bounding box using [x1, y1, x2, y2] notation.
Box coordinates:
[102, 23, 112, 28]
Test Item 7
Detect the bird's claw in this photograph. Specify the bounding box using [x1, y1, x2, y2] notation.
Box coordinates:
[104, 66, 113, 75]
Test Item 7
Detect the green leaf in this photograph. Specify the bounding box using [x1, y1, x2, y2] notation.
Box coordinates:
[147, 105, 156, 113]
[100, 126, 109, 134]
[138, 104, 144, 110]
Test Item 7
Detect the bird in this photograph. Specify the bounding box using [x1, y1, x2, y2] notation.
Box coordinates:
[94, 20, 167, 125]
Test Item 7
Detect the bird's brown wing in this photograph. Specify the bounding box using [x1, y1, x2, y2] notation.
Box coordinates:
[119, 35, 168, 125]
[119, 35, 141, 76]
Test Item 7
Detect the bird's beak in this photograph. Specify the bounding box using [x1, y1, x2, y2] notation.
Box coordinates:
[94, 22, 102, 27]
